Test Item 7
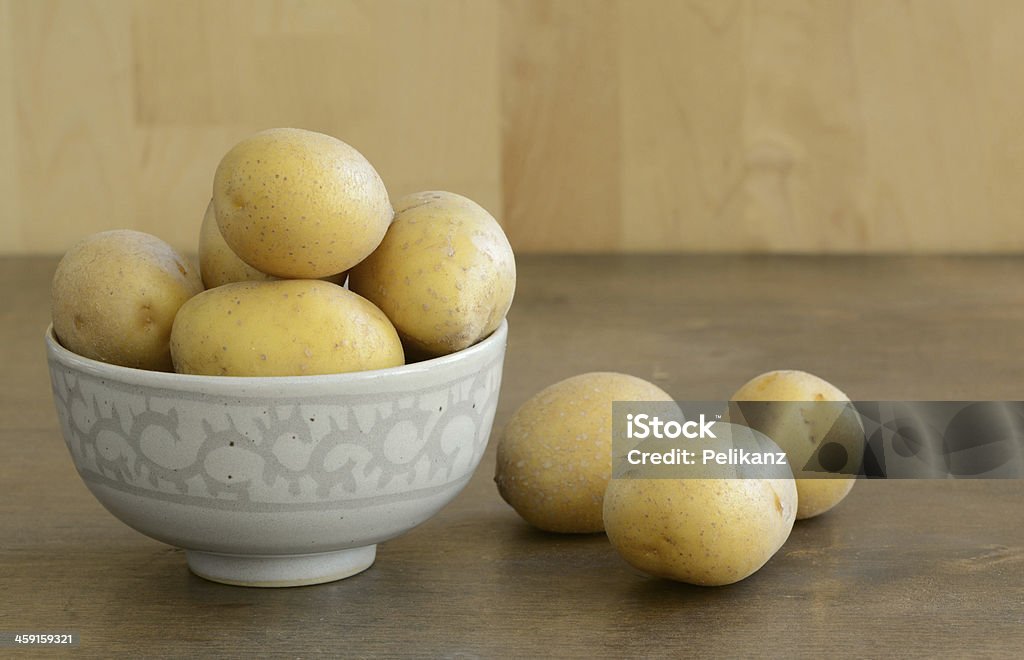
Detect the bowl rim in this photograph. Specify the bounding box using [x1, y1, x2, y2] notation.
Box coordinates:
[45, 319, 507, 392]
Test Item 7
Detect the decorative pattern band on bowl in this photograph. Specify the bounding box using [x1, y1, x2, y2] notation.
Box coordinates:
[49, 356, 504, 512]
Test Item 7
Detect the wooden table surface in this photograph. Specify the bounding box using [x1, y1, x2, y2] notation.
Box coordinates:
[2, 255, 1022, 658]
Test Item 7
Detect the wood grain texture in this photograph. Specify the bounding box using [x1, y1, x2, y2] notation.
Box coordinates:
[500, 0, 622, 251]
[0, 0, 19, 253]
[3, 0, 1024, 254]
[2, 255, 1023, 657]
[616, 0, 1024, 253]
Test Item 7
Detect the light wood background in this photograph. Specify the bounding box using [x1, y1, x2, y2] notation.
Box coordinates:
[2, 0, 1023, 255]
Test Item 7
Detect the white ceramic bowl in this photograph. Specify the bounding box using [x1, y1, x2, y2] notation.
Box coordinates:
[45, 321, 506, 587]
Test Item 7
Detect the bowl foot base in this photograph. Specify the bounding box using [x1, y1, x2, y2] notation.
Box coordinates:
[186, 545, 377, 587]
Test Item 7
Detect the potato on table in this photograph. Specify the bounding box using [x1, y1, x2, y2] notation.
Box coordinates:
[494, 372, 673, 533]
[604, 471, 797, 586]
[730, 370, 862, 519]
[51, 230, 203, 371]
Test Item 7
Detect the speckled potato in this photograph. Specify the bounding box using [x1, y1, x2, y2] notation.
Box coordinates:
[170, 280, 403, 376]
[198, 200, 276, 288]
[349, 191, 515, 359]
[197, 200, 347, 289]
[603, 475, 797, 586]
[212, 128, 392, 278]
[730, 370, 862, 519]
[494, 372, 673, 533]
[51, 230, 203, 371]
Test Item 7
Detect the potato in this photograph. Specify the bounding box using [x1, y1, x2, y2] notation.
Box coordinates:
[604, 471, 797, 586]
[51, 230, 203, 371]
[197, 200, 348, 289]
[349, 191, 515, 359]
[730, 370, 862, 519]
[494, 372, 673, 533]
[170, 280, 404, 376]
[198, 199, 275, 289]
[213, 128, 392, 279]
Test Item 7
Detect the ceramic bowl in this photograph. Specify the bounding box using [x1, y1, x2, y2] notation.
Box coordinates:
[45, 321, 507, 587]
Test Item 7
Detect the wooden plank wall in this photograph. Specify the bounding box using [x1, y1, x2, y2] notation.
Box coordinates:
[2, 0, 1023, 254]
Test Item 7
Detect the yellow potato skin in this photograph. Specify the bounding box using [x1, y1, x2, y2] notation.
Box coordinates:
[603, 477, 797, 586]
[198, 200, 348, 289]
[169, 280, 404, 376]
[213, 128, 392, 279]
[349, 191, 515, 358]
[731, 370, 858, 519]
[494, 372, 673, 533]
[51, 230, 203, 372]
[198, 199, 275, 289]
